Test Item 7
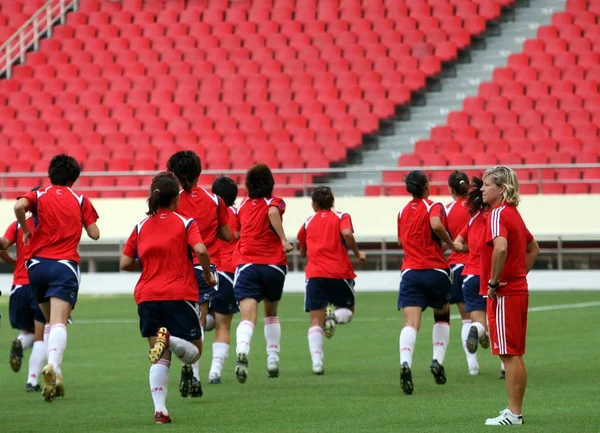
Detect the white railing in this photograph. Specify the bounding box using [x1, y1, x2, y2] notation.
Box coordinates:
[0, 0, 79, 78]
[0, 163, 598, 196]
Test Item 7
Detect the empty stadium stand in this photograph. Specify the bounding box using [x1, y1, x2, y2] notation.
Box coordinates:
[0, 0, 513, 197]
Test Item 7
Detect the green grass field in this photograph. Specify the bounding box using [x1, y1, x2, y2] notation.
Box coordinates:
[1, 291, 599, 433]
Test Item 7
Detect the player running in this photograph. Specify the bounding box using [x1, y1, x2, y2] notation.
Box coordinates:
[233, 164, 293, 383]
[208, 176, 240, 384]
[167, 150, 231, 397]
[445, 171, 477, 375]
[13, 155, 99, 403]
[397, 171, 459, 395]
[480, 166, 539, 426]
[120, 172, 216, 424]
[452, 177, 491, 376]
[297, 186, 365, 375]
[1, 192, 47, 392]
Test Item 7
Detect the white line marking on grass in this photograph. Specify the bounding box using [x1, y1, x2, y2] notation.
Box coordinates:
[73, 301, 600, 325]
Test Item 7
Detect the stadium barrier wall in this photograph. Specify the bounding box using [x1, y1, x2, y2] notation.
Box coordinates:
[1, 195, 599, 240]
[0, 271, 598, 296]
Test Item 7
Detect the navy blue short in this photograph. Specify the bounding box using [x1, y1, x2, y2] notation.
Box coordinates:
[194, 264, 217, 305]
[9, 285, 45, 330]
[213, 271, 239, 315]
[233, 264, 287, 303]
[462, 275, 486, 313]
[449, 264, 465, 304]
[398, 268, 452, 311]
[304, 278, 356, 312]
[138, 300, 202, 341]
[27, 257, 80, 306]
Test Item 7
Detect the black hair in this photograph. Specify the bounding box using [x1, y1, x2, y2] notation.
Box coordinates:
[166, 150, 201, 192]
[448, 170, 469, 196]
[212, 176, 238, 207]
[48, 154, 80, 186]
[245, 164, 274, 199]
[31, 186, 41, 192]
[405, 170, 429, 198]
[147, 171, 180, 216]
[311, 186, 334, 210]
[466, 177, 485, 215]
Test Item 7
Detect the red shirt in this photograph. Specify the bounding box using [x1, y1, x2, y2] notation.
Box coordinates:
[479, 204, 534, 296]
[19, 185, 99, 263]
[3, 217, 35, 286]
[297, 210, 356, 280]
[235, 197, 287, 266]
[446, 198, 470, 265]
[218, 206, 238, 274]
[123, 210, 204, 304]
[459, 209, 489, 276]
[176, 187, 229, 268]
[398, 198, 449, 270]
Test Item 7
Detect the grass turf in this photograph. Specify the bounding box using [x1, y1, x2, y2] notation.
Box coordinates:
[1, 291, 599, 433]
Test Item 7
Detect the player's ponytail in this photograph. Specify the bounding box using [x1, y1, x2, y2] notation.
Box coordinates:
[166, 151, 201, 193]
[466, 177, 485, 215]
[311, 186, 335, 210]
[146, 172, 180, 216]
[405, 170, 428, 198]
[448, 170, 469, 196]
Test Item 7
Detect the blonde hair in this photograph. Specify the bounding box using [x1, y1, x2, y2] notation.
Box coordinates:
[483, 166, 521, 207]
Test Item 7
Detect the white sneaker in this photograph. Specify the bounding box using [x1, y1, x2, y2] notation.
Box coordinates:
[267, 359, 279, 378]
[485, 409, 524, 425]
[312, 362, 324, 375]
[468, 366, 480, 376]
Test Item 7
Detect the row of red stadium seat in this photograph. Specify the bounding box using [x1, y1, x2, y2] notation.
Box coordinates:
[366, 183, 600, 196]
[0, 0, 46, 43]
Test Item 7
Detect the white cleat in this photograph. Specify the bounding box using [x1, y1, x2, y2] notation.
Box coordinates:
[324, 305, 337, 339]
[267, 359, 279, 378]
[208, 371, 222, 384]
[468, 366, 480, 376]
[312, 362, 324, 375]
[485, 409, 524, 426]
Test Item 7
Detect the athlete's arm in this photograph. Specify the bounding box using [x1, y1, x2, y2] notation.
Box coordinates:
[525, 238, 539, 273]
[193, 242, 217, 286]
[216, 224, 232, 242]
[341, 228, 366, 262]
[268, 207, 293, 253]
[430, 216, 458, 252]
[119, 254, 140, 272]
[453, 235, 469, 253]
[14, 198, 31, 245]
[0, 242, 11, 255]
[487, 236, 508, 299]
[84, 223, 100, 240]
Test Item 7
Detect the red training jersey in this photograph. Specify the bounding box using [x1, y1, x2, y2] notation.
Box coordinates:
[218, 206, 238, 274]
[19, 185, 99, 263]
[297, 210, 356, 280]
[479, 204, 534, 296]
[398, 198, 449, 270]
[236, 197, 287, 266]
[446, 198, 470, 265]
[123, 210, 204, 304]
[176, 187, 229, 268]
[459, 209, 489, 276]
[3, 217, 35, 286]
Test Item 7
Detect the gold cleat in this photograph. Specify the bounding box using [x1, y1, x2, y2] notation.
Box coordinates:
[41, 364, 57, 403]
[55, 373, 65, 398]
[149, 327, 170, 364]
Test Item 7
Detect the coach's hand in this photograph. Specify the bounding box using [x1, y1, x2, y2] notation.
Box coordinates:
[282, 240, 293, 254]
[204, 272, 217, 287]
[358, 251, 366, 262]
[487, 281, 506, 299]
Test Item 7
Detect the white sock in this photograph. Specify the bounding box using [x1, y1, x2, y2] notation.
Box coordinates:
[169, 336, 199, 364]
[149, 359, 170, 415]
[432, 322, 450, 365]
[192, 361, 200, 380]
[17, 332, 34, 350]
[461, 320, 479, 369]
[209, 342, 229, 376]
[334, 308, 353, 324]
[27, 341, 46, 386]
[473, 321, 486, 338]
[236, 320, 255, 355]
[43, 325, 50, 354]
[501, 361, 505, 371]
[205, 314, 215, 332]
[308, 326, 324, 366]
[399, 326, 417, 367]
[47, 324, 67, 372]
[264, 316, 281, 362]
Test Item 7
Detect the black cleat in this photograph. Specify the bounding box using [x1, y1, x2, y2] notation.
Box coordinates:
[179, 365, 193, 398]
[10, 339, 23, 373]
[26, 383, 41, 393]
[430, 359, 447, 385]
[400, 362, 414, 395]
[499, 369, 506, 380]
[190, 376, 203, 398]
[466, 325, 479, 354]
[235, 353, 249, 384]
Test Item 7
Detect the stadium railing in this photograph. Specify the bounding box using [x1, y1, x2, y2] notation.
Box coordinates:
[0, 0, 79, 78]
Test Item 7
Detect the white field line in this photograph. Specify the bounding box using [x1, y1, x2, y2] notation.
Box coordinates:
[72, 301, 600, 325]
